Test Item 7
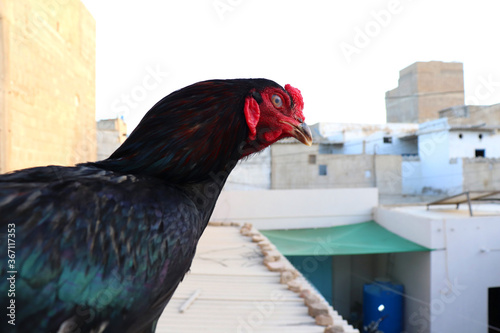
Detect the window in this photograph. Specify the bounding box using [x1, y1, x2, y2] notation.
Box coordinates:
[383, 136, 393, 144]
[475, 149, 485, 158]
[308, 155, 317, 164]
[319, 165, 327, 176]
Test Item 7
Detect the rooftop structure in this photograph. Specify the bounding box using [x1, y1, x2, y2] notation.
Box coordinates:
[160, 223, 358, 332]
[439, 103, 500, 127]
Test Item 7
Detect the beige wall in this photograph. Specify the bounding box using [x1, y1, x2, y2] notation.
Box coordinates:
[374, 154, 402, 195]
[441, 103, 500, 127]
[462, 157, 500, 191]
[0, 0, 95, 173]
[386, 61, 464, 123]
[271, 143, 402, 195]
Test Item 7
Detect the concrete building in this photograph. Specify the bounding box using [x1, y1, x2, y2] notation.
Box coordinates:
[0, 0, 96, 173]
[267, 118, 500, 198]
[270, 123, 419, 195]
[375, 203, 500, 333]
[386, 61, 464, 123]
[97, 118, 127, 161]
[270, 141, 402, 195]
[402, 118, 500, 196]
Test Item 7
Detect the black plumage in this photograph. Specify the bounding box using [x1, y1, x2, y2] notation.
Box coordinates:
[0, 79, 312, 332]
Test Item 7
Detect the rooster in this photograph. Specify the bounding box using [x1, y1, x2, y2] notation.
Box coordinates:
[0, 79, 312, 333]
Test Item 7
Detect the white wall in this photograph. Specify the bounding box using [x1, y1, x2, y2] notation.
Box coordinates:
[448, 130, 500, 158]
[429, 216, 500, 333]
[375, 205, 500, 333]
[211, 188, 378, 230]
[402, 119, 463, 195]
[402, 119, 500, 195]
[391, 251, 431, 333]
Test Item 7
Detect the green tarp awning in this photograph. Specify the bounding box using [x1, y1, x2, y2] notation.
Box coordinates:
[260, 221, 431, 256]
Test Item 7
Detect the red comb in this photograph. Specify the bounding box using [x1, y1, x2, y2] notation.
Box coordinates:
[285, 84, 305, 120]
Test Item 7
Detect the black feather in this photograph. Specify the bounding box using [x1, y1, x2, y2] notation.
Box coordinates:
[0, 78, 290, 333]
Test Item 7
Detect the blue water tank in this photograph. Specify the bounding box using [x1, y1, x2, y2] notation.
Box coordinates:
[363, 280, 404, 333]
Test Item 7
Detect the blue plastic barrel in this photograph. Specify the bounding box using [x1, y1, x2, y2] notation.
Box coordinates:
[363, 280, 404, 333]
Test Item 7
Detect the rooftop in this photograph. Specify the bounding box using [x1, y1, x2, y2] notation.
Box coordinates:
[158, 223, 358, 333]
[310, 122, 419, 144]
[397, 203, 500, 218]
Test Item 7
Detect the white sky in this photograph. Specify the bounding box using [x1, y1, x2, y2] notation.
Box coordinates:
[81, 0, 500, 133]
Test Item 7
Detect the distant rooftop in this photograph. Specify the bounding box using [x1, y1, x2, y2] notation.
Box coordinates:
[158, 223, 358, 333]
[309, 122, 419, 144]
[383, 202, 500, 218]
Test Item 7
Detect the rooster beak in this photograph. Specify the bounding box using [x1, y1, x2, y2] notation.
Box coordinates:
[294, 122, 313, 146]
[282, 121, 313, 146]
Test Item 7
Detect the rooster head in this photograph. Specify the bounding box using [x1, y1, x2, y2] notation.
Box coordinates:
[241, 82, 312, 156]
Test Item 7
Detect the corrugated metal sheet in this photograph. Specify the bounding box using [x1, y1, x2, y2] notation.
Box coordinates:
[157, 224, 358, 333]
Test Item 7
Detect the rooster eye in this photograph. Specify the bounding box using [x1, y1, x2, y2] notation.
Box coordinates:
[271, 94, 283, 108]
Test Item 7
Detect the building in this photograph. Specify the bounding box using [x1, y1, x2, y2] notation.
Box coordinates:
[270, 123, 418, 196]
[0, 0, 96, 173]
[375, 202, 500, 333]
[267, 116, 500, 198]
[386, 61, 464, 123]
[402, 118, 500, 196]
[311, 122, 419, 156]
[97, 118, 127, 161]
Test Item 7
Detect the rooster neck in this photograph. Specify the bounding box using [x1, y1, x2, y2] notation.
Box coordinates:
[177, 167, 233, 233]
[93, 135, 245, 184]
[92, 107, 248, 183]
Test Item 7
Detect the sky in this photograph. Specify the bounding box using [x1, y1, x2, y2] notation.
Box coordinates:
[81, 0, 500, 134]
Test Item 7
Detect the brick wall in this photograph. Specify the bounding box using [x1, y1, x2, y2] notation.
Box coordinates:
[386, 61, 464, 123]
[0, 0, 95, 173]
